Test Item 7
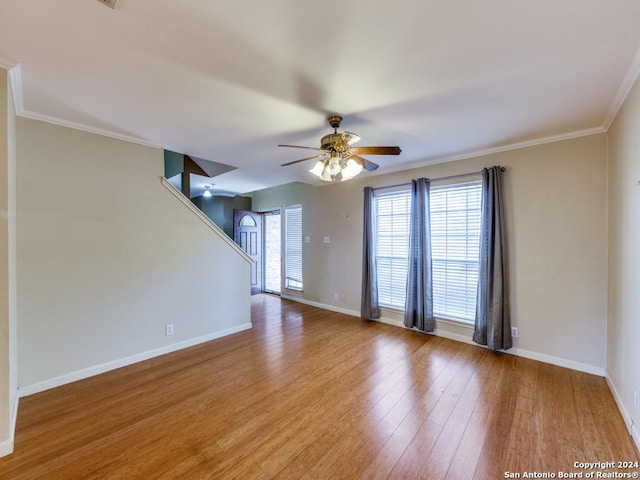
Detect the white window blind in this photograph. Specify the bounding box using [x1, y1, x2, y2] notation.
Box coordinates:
[430, 180, 482, 323]
[372, 179, 482, 323]
[374, 190, 411, 309]
[284, 205, 303, 290]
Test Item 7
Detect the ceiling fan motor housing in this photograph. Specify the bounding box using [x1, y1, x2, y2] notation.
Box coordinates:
[321, 133, 345, 151]
[323, 115, 348, 151]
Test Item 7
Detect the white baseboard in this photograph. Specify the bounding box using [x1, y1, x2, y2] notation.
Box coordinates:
[0, 438, 13, 458]
[19, 323, 252, 397]
[10, 392, 18, 442]
[606, 373, 640, 454]
[384, 316, 605, 376]
[0, 391, 19, 458]
[281, 296, 606, 377]
[281, 295, 361, 318]
[510, 347, 606, 377]
[383, 319, 605, 376]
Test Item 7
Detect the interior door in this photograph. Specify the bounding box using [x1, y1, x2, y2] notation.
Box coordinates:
[234, 210, 262, 295]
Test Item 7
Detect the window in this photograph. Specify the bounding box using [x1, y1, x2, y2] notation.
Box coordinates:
[372, 179, 482, 323]
[430, 181, 482, 323]
[238, 214, 257, 227]
[284, 205, 303, 290]
[374, 190, 411, 309]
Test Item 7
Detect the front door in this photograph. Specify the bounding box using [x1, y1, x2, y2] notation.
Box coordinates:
[234, 210, 262, 295]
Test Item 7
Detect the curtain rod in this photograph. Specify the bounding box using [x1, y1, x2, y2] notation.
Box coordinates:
[371, 167, 505, 192]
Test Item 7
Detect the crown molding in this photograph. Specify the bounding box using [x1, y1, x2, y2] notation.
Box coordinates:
[434, 126, 607, 164]
[0, 56, 17, 70]
[364, 125, 607, 180]
[4, 43, 638, 164]
[18, 108, 162, 149]
[4, 61, 161, 149]
[603, 44, 640, 130]
[8, 64, 24, 114]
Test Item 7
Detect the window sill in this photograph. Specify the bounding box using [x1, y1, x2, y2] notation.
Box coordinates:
[284, 287, 304, 293]
[434, 315, 474, 329]
[379, 306, 405, 317]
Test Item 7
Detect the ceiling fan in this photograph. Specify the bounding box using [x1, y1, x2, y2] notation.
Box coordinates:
[279, 115, 401, 182]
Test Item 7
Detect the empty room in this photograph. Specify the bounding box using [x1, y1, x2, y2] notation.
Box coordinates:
[0, 0, 639, 479]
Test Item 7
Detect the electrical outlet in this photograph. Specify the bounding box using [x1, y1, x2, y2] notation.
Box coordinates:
[166, 324, 174, 336]
[634, 388, 638, 411]
[334, 293, 339, 301]
[511, 327, 518, 338]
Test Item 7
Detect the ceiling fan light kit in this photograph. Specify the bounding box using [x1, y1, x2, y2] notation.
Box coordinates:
[279, 115, 401, 182]
[309, 156, 363, 182]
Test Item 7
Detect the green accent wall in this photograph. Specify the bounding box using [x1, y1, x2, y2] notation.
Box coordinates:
[163, 150, 183, 179]
[192, 195, 251, 238]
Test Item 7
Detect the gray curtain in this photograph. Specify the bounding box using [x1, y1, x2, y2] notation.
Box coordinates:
[361, 186, 380, 320]
[473, 166, 512, 350]
[404, 178, 435, 332]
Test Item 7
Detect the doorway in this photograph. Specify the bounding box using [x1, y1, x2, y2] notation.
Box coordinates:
[234, 209, 281, 295]
[234, 210, 263, 295]
[262, 211, 281, 294]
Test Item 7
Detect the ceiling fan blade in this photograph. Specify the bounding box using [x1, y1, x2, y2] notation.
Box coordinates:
[280, 153, 325, 167]
[278, 144, 325, 152]
[351, 146, 401, 156]
[350, 154, 379, 172]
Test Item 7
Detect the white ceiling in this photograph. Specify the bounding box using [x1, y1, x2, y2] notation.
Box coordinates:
[2, 0, 640, 196]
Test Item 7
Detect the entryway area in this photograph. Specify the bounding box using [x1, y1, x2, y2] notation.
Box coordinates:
[234, 209, 281, 295]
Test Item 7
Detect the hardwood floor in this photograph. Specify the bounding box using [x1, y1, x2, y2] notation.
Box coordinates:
[1, 295, 638, 479]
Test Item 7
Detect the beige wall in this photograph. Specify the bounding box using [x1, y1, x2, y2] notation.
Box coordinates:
[252, 134, 609, 372]
[16, 118, 251, 391]
[607, 73, 640, 445]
